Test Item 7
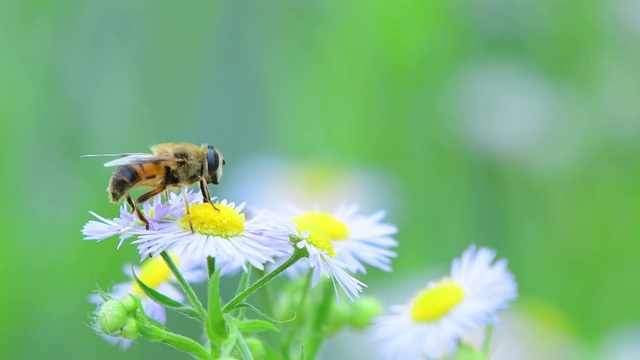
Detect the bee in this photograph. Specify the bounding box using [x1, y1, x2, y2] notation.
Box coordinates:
[83, 143, 226, 230]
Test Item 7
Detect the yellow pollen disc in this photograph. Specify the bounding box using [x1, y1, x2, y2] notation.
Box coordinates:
[180, 203, 245, 238]
[132, 253, 180, 295]
[294, 212, 349, 240]
[293, 219, 337, 257]
[410, 280, 465, 322]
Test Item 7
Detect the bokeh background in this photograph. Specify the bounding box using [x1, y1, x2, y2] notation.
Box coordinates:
[2, 1, 639, 359]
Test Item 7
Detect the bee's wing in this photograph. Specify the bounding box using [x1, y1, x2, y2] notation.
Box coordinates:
[82, 153, 185, 167]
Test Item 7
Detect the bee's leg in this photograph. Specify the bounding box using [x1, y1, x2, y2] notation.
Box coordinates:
[133, 203, 149, 230]
[163, 190, 170, 203]
[125, 195, 136, 214]
[125, 194, 149, 230]
[199, 177, 219, 211]
[181, 186, 194, 233]
[136, 187, 166, 230]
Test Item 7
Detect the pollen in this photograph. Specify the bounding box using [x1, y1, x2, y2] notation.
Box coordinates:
[409, 280, 465, 322]
[293, 219, 337, 257]
[132, 253, 179, 295]
[294, 212, 349, 240]
[180, 203, 245, 238]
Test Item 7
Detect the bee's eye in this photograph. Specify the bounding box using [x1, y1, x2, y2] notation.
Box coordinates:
[207, 149, 220, 177]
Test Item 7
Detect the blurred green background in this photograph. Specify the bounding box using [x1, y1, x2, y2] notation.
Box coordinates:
[1, 1, 639, 359]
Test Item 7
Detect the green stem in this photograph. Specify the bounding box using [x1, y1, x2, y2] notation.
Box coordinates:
[207, 256, 216, 278]
[281, 271, 313, 353]
[207, 267, 226, 357]
[303, 279, 334, 359]
[161, 251, 207, 320]
[223, 251, 303, 313]
[482, 324, 493, 355]
[234, 267, 252, 319]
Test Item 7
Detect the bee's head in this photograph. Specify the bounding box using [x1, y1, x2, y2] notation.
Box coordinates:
[204, 145, 225, 185]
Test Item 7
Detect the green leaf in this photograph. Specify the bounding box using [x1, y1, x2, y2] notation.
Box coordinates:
[131, 268, 204, 322]
[232, 303, 294, 323]
[206, 266, 228, 345]
[234, 319, 279, 333]
[151, 326, 212, 360]
[159, 252, 207, 321]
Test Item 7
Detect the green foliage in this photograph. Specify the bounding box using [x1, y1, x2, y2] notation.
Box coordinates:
[1, 0, 638, 358]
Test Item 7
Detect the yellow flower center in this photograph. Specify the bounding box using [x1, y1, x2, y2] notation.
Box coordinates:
[180, 203, 245, 237]
[132, 253, 179, 295]
[293, 219, 337, 257]
[410, 280, 465, 322]
[294, 211, 349, 240]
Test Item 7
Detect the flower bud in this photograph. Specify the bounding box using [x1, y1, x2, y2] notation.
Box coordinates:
[121, 317, 140, 340]
[120, 294, 141, 314]
[349, 296, 382, 330]
[274, 279, 308, 320]
[326, 301, 350, 335]
[98, 299, 128, 335]
[245, 337, 265, 360]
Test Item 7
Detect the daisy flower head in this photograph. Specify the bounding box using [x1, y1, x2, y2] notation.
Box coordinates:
[133, 199, 293, 274]
[370, 245, 518, 360]
[286, 217, 366, 301]
[81, 192, 197, 247]
[291, 204, 398, 274]
[89, 252, 207, 349]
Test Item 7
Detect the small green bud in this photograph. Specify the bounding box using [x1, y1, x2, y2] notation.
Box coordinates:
[349, 296, 382, 330]
[98, 299, 128, 335]
[326, 301, 350, 335]
[120, 294, 141, 314]
[245, 337, 265, 360]
[274, 278, 308, 320]
[121, 317, 140, 340]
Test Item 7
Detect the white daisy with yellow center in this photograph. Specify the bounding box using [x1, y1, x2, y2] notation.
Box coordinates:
[292, 204, 398, 274]
[89, 253, 206, 349]
[133, 199, 293, 273]
[82, 191, 201, 247]
[285, 216, 365, 301]
[370, 245, 517, 359]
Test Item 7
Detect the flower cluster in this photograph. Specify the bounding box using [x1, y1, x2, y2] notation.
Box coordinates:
[83, 191, 398, 303]
[82, 182, 517, 359]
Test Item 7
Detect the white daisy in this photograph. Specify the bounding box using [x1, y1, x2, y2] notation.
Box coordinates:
[284, 218, 365, 301]
[370, 245, 518, 360]
[82, 205, 140, 248]
[82, 191, 201, 247]
[290, 204, 398, 274]
[132, 199, 293, 274]
[89, 252, 207, 349]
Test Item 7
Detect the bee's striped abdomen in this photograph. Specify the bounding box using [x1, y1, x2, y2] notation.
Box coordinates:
[108, 163, 166, 203]
[108, 165, 142, 202]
